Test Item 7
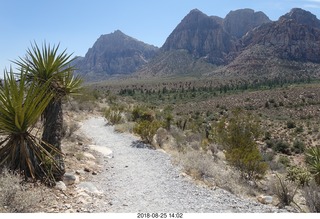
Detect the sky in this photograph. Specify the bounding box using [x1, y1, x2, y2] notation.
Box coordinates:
[0, 0, 320, 72]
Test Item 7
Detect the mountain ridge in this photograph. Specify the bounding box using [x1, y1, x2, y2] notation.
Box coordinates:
[74, 8, 320, 82]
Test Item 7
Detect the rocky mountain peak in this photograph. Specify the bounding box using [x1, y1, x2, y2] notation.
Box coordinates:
[223, 8, 271, 38]
[280, 8, 320, 28]
[161, 8, 236, 65]
[74, 30, 158, 80]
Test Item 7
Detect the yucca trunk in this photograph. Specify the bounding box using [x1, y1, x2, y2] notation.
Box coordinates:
[42, 98, 65, 180]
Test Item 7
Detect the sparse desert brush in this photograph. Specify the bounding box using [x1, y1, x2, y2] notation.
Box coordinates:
[104, 107, 123, 125]
[303, 180, 320, 212]
[0, 169, 51, 212]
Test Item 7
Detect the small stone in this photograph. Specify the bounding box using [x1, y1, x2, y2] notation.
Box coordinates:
[257, 195, 273, 204]
[63, 173, 77, 185]
[84, 167, 90, 172]
[92, 171, 97, 175]
[83, 152, 96, 160]
[55, 181, 67, 191]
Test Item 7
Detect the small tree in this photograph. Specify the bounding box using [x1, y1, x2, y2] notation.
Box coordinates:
[0, 70, 62, 185]
[14, 42, 82, 180]
[214, 109, 268, 180]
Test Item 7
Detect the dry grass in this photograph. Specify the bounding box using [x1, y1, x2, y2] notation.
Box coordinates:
[173, 150, 258, 197]
[0, 169, 54, 213]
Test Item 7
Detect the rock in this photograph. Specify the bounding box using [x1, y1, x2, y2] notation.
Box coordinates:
[84, 167, 91, 172]
[77, 182, 102, 194]
[55, 181, 67, 191]
[83, 152, 96, 160]
[257, 195, 273, 204]
[89, 145, 113, 158]
[63, 173, 77, 185]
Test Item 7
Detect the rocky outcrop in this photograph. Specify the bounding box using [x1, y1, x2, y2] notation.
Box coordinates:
[161, 9, 238, 65]
[75, 30, 158, 80]
[223, 9, 271, 38]
[242, 8, 320, 63]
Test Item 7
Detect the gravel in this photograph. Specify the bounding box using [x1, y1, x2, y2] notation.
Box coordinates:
[80, 116, 287, 213]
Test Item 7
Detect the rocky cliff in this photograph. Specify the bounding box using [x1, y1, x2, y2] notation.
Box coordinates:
[75, 30, 158, 80]
[242, 8, 320, 63]
[161, 9, 237, 65]
[223, 9, 271, 38]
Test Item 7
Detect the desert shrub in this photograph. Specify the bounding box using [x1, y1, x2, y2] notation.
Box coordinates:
[292, 140, 305, 154]
[278, 155, 291, 167]
[178, 150, 214, 179]
[305, 146, 320, 185]
[273, 140, 291, 154]
[286, 120, 296, 129]
[0, 169, 49, 212]
[303, 180, 320, 212]
[286, 165, 311, 187]
[214, 109, 268, 180]
[295, 125, 304, 133]
[272, 174, 299, 209]
[131, 105, 154, 122]
[104, 107, 122, 125]
[133, 120, 163, 144]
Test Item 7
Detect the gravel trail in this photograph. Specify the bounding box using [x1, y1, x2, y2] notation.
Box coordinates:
[80, 116, 285, 213]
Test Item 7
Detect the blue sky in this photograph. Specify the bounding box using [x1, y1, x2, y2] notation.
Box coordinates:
[0, 0, 319, 71]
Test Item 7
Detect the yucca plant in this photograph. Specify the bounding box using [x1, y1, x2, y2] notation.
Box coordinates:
[14, 42, 82, 180]
[0, 70, 63, 185]
[305, 146, 320, 185]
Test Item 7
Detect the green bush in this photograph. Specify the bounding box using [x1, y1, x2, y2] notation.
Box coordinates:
[286, 120, 296, 129]
[133, 120, 163, 145]
[131, 106, 154, 122]
[286, 165, 311, 187]
[293, 140, 305, 154]
[305, 146, 320, 185]
[273, 140, 291, 154]
[214, 109, 268, 180]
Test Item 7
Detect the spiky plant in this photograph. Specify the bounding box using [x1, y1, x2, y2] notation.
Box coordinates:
[305, 146, 320, 185]
[0, 70, 63, 185]
[14, 42, 82, 180]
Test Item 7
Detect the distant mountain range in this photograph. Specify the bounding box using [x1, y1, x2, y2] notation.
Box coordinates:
[74, 8, 320, 82]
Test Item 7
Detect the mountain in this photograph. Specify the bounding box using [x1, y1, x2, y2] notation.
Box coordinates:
[223, 9, 271, 38]
[220, 8, 320, 80]
[75, 30, 158, 80]
[242, 8, 320, 63]
[75, 8, 320, 82]
[140, 8, 271, 77]
[161, 9, 237, 65]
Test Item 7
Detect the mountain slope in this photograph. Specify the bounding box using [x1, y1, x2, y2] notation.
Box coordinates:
[75, 30, 158, 80]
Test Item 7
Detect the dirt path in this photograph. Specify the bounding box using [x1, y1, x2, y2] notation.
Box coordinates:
[80, 116, 285, 213]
